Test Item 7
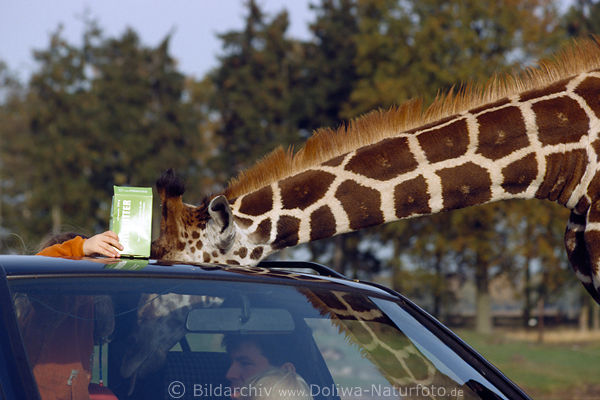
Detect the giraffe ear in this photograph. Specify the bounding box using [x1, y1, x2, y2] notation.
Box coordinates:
[208, 195, 235, 250]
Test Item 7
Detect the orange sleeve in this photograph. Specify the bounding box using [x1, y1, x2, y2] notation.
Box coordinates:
[36, 236, 86, 258]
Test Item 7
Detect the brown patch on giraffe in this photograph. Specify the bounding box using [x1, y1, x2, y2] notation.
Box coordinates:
[501, 153, 538, 194]
[196, 241, 203, 250]
[250, 247, 264, 260]
[235, 217, 253, 229]
[587, 172, 600, 202]
[237, 247, 248, 258]
[417, 119, 469, 163]
[238, 186, 273, 216]
[519, 78, 569, 102]
[335, 180, 384, 230]
[191, 231, 199, 239]
[176, 241, 185, 251]
[322, 154, 346, 167]
[406, 114, 459, 134]
[203, 252, 211, 263]
[250, 218, 272, 243]
[575, 197, 591, 215]
[437, 162, 492, 210]
[532, 97, 589, 146]
[591, 139, 600, 163]
[469, 98, 510, 114]
[345, 137, 417, 180]
[394, 176, 431, 218]
[535, 150, 588, 205]
[190, 247, 196, 253]
[574, 76, 600, 119]
[226, 260, 240, 265]
[279, 170, 336, 210]
[310, 206, 337, 241]
[272, 216, 301, 249]
[476, 106, 529, 160]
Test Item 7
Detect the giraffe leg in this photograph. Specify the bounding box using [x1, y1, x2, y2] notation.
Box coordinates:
[566, 210, 600, 304]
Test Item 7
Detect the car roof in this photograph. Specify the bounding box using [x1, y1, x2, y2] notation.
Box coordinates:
[0, 255, 394, 297]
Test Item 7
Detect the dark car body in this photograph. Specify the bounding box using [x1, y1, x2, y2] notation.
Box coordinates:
[0, 255, 530, 400]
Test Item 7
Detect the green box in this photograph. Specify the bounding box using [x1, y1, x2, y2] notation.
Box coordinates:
[109, 186, 153, 258]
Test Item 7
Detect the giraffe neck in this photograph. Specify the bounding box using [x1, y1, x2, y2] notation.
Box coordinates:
[232, 71, 600, 256]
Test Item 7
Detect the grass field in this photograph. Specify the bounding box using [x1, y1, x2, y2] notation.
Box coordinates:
[455, 329, 600, 399]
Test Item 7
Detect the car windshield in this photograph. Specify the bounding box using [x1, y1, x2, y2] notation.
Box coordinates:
[8, 273, 509, 400]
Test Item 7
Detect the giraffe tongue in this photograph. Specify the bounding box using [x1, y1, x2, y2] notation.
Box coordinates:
[127, 370, 137, 396]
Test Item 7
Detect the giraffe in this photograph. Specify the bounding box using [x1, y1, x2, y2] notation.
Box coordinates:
[151, 37, 600, 304]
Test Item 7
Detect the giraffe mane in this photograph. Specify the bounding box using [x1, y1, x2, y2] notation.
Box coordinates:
[225, 36, 600, 200]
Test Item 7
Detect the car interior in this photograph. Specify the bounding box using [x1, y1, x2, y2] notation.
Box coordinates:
[8, 274, 506, 400]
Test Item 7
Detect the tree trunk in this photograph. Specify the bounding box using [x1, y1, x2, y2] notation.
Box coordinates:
[580, 295, 590, 332]
[474, 260, 492, 334]
[593, 303, 600, 331]
[523, 256, 532, 329]
[536, 296, 545, 344]
[332, 236, 345, 275]
[432, 251, 443, 319]
[51, 204, 62, 234]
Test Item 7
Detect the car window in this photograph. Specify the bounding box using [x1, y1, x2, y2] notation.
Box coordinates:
[8, 275, 509, 400]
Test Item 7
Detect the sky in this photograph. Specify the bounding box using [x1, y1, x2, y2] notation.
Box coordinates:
[0, 0, 313, 82]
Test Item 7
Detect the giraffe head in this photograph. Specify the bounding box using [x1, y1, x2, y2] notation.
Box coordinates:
[151, 169, 263, 265]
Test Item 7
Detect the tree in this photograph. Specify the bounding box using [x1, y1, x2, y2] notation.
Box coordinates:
[210, 0, 304, 180]
[348, 0, 563, 332]
[0, 23, 206, 249]
[564, 0, 600, 37]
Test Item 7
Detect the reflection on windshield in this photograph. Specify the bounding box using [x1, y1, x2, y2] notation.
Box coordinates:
[10, 276, 506, 399]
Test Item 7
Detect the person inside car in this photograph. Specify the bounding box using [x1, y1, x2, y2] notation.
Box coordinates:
[243, 367, 313, 400]
[223, 334, 304, 399]
[16, 231, 122, 400]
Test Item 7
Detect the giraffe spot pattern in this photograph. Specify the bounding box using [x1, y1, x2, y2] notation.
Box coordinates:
[437, 162, 492, 211]
[574, 76, 600, 119]
[237, 247, 248, 258]
[519, 78, 569, 102]
[592, 139, 600, 163]
[417, 119, 469, 163]
[250, 247, 264, 260]
[394, 176, 431, 218]
[279, 170, 336, 210]
[239, 185, 274, 216]
[535, 150, 588, 205]
[345, 137, 418, 180]
[335, 180, 384, 230]
[476, 106, 529, 160]
[251, 218, 271, 243]
[310, 206, 337, 241]
[235, 217, 253, 229]
[587, 172, 600, 201]
[532, 97, 589, 146]
[272, 216, 301, 249]
[322, 153, 347, 167]
[501, 153, 538, 194]
[469, 97, 510, 114]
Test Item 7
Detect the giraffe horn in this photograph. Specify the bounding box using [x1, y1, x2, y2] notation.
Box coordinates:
[156, 168, 186, 200]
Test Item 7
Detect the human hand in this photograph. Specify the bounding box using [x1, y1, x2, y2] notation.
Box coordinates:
[83, 231, 123, 258]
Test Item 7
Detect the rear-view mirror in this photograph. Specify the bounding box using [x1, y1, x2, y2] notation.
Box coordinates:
[185, 307, 295, 333]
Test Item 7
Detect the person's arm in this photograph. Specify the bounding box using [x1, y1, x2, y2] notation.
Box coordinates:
[83, 231, 122, 258]
[37, 236, 86, 258]
[37, 231, 123, 258]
